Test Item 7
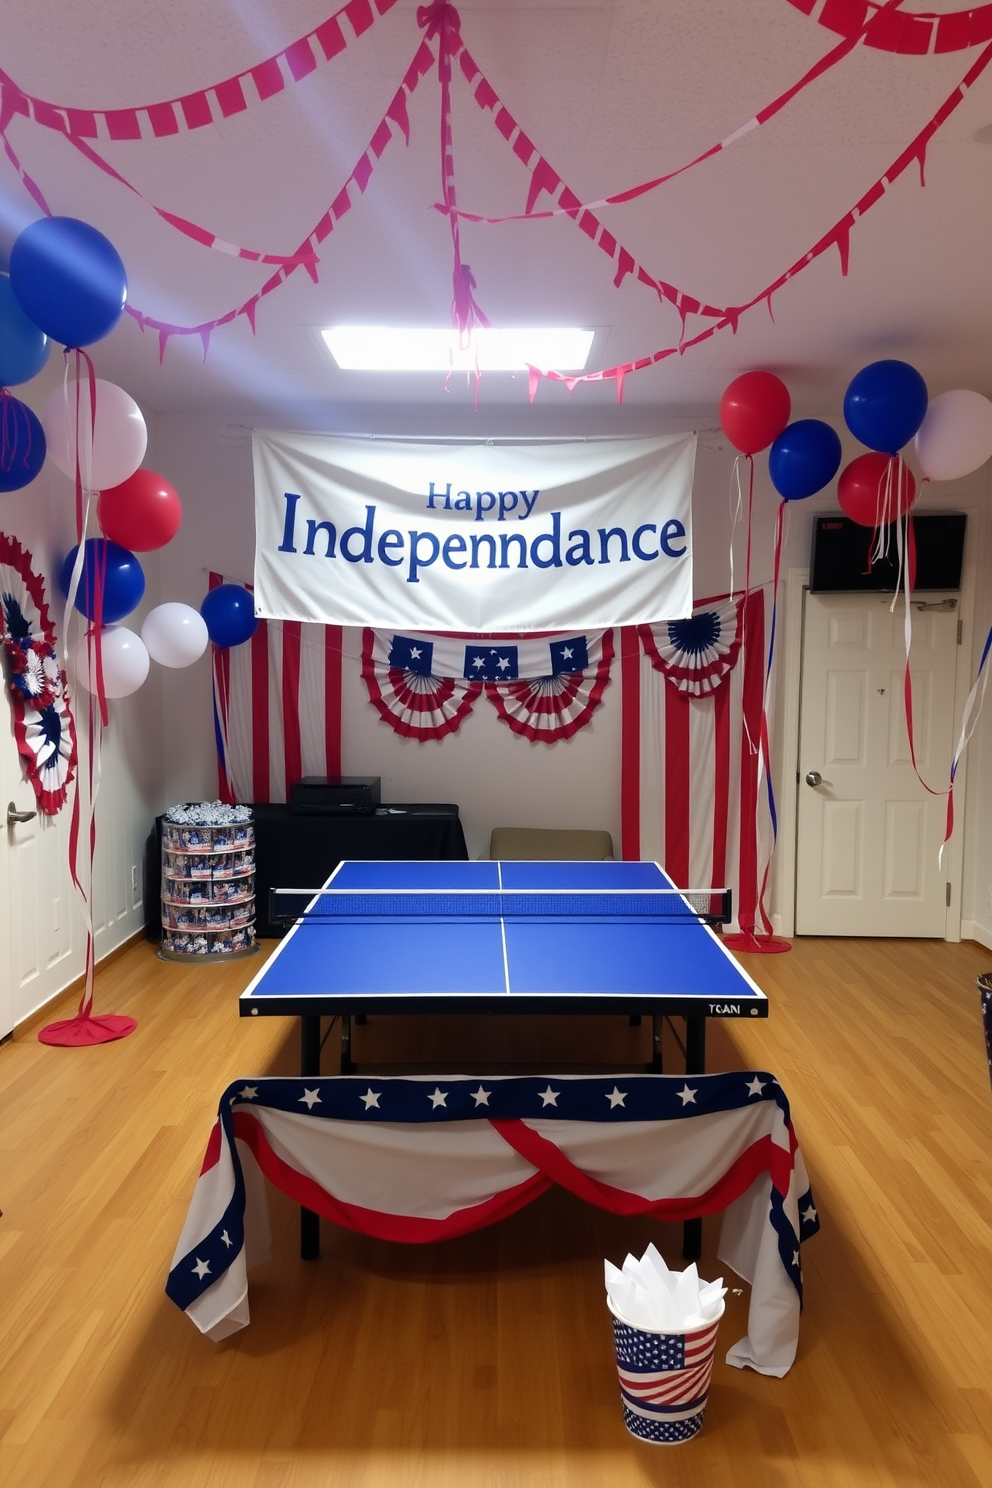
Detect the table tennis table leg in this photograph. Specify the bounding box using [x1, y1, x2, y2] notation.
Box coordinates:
[300, 1015, 322, 1261]
[650, 1015, 662, 1072]
[682, 1015, 707, 1263]
[340, 1012, 353, 1074]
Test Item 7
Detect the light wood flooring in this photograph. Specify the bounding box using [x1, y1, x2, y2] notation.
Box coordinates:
[1, 932, 991, 1488]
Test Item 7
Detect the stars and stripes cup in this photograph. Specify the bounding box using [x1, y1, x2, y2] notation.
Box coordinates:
[608, 1296, 725, 1445]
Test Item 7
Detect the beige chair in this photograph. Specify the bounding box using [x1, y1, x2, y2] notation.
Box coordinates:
[485, 826, 614, 860]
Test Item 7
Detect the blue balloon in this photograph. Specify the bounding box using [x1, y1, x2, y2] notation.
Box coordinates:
[200, 584, 259, 648]
[61, 539, 144, 622]
[768, 419, 843, 501]
[843, 360, 928, 455]
[0, 277, 49, 386]
[9, 217, 127, 348]
[0, 395, 46, 491]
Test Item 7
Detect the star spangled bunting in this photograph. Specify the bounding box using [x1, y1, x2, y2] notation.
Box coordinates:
[166, 1070, 818, 1375]
[362, 629, 613, 743]
[464, 645, 518, 681]
[387, 635, 434, 675]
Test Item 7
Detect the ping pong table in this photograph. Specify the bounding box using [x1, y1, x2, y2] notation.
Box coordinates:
[240, 859, 768, 1259]
[241, 857, 767, 1070]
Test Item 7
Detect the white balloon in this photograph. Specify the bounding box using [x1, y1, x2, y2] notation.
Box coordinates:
[74, 626, 149, 698]
[913, 389, 992, 482]
[41, 378, 147, 490]
[141, 602, 209, 668]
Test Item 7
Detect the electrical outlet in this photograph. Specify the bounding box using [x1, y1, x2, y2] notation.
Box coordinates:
[131, 863, 140, 906]
[53, 896, 60, 932]
[987, 884, 992, 914]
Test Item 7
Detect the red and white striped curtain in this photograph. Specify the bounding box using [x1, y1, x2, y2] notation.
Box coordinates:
[210, 581, 772, 921]
[620, 591, 769, 935]
[210, 573, 342, 803]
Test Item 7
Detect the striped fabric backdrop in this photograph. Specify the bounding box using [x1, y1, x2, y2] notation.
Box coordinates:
[210, 573, 342, 803]
[621, 590, 768, 935]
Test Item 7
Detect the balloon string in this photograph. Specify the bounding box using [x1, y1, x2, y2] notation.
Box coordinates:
[754, 500, 786, 934]
[728, 454, 744, 600]
[740, 454, 758, 756]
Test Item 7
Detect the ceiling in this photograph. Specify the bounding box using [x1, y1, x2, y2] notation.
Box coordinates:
[3, 0, 992, 430]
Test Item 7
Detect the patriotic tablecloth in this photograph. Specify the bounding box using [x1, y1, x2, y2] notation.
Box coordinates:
[167, 1072, 819, 1376]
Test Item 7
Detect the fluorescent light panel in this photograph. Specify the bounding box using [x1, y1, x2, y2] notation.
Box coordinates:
[322, 325, 595, 372]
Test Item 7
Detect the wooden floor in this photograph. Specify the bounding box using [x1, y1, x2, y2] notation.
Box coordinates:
[1, 932, 991, 1488]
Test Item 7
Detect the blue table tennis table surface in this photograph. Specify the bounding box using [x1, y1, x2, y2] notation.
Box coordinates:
[240, 860, 768, 1020]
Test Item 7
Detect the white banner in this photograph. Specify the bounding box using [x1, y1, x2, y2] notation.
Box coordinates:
[252, 433, 696, 630]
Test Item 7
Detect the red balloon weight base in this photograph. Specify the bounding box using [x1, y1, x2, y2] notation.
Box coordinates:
[38, 1013, 137, 1047]
[723, 933, 792, 955]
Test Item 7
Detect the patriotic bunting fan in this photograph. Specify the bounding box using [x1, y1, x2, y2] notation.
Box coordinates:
[363, 628, 614, 744]
[0, 534, 77, 814]
[640, 599, 742, 696]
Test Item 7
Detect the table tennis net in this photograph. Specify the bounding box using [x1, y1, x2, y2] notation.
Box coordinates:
[269, 887, 732, 926]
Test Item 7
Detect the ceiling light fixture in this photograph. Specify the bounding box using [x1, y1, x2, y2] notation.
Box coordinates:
[321, 326, 595, 372]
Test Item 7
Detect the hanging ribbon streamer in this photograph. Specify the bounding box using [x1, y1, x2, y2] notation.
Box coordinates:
[529, 40, 992, 396]
[0, 0, 401, 140]
[40, 355, 136, 1048]
[785, 0, 992, 55]
[945, 621, 992, 862]
[450, 0, 905, 224]
[3, 1, 985, 373]
[723, 503, 790, 955]
[0, 36, 437, 357]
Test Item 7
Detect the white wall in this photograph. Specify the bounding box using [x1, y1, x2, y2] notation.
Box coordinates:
[5, 380, 989, 1027]
[148, 410, 989, 916]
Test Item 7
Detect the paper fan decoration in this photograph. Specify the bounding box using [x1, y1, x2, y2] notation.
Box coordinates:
[0, 534, 77, 813]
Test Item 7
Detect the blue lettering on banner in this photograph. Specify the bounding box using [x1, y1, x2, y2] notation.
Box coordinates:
[632, 523, 658, 560]
[304, 518, 337, 557]
[279, 492, 301, 552]
[660, 518, 687, 556]
[463, 645, 519, 680]
[278, 497, 689, 587]
[340, 505, 375, 562]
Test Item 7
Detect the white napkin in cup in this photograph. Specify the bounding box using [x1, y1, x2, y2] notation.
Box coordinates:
[605, 1242, 727, 1331]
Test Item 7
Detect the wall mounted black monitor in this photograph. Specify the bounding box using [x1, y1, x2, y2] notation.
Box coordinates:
[810, 513, 966, 593]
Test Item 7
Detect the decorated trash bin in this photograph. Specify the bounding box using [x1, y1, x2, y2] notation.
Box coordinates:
[605, 1243, 726, 1445]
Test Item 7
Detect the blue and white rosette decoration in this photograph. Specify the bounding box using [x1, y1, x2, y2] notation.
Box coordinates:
[640, 599, 743, 696]
[0, 533, 77, 814]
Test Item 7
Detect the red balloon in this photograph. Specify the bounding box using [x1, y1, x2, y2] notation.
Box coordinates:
[837, 453, 916, 528]
[98, 468, 182, 551]
[719, 371, 791, 455]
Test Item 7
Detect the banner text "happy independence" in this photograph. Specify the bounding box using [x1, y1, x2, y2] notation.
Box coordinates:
[277, 487, 688, 585]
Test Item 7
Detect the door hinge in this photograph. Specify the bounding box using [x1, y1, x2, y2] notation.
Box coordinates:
[946, 882, 952, 907]
[957, 618, 963, 645]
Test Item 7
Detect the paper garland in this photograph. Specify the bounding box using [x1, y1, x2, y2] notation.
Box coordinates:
[786, 0, 992, 54]
[0, 0, 400, 139]
[1, 1, 988, 381]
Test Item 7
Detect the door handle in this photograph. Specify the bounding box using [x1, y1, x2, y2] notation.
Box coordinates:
[805, 771, 822, 788]
[7, 801, 37, 826]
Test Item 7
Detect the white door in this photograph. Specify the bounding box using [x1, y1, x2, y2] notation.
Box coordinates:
[0, 712, 76, 1036]
[795, 591, 959, 937]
